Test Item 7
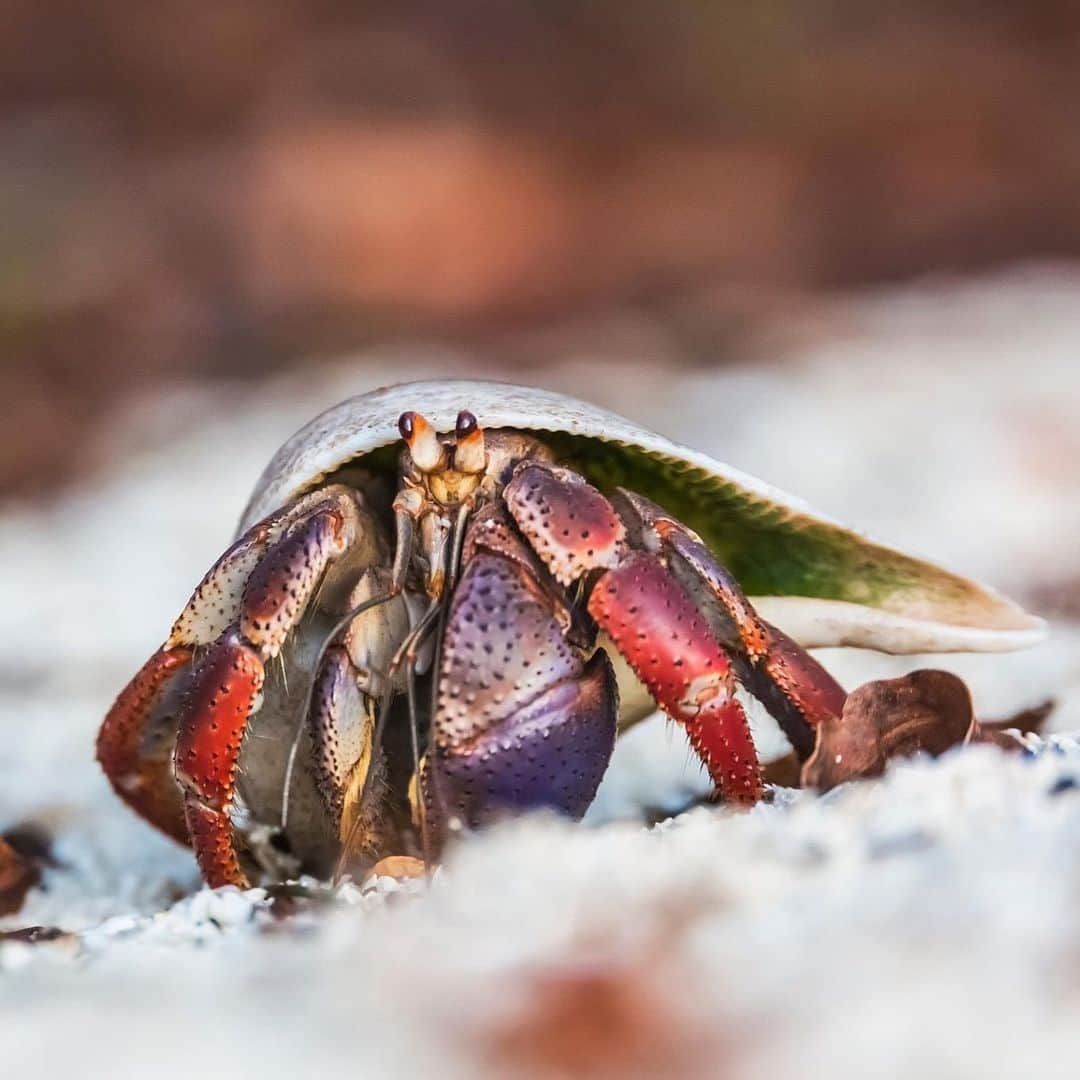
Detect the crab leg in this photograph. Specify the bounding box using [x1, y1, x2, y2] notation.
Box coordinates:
[616, 491, 847, 760]
[165, 486, 363, 649]
[308, 644, 390, 852]
[504, 462, 763, 804]
[588, 551, 763, 803]
[96, 645, 193, 844]
[174, 632, 264, 887]
[168, 488, 385, 887]
[326, 597, 441, 881]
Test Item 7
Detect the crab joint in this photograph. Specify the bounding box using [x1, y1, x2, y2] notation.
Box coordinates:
[453, 410, 486, 474]
[399, 411, 447, 473]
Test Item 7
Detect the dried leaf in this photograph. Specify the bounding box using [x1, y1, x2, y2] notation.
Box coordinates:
[802, 670, 974, 792]
[965, 722, 1028, 753]
[981, 699, 1055, 737]
[0, 837, 40, 918]
[762, 752, 802, 789]
[0, 926, 72, 945]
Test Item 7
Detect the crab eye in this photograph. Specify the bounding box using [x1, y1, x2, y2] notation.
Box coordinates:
[398, 412, 416, 440]
[453, 410, 486, 474]
[456, 410, 478, 439]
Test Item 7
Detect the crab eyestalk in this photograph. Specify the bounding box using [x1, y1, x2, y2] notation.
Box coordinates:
[401, 408, 487, 507]
[398, 411, 447, 474]
[453, 410, 486, 475]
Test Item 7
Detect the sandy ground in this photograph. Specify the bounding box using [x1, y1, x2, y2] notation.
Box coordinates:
[1, 268, 1079, 1077]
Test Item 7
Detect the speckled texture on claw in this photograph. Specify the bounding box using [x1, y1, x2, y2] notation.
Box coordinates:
[174, 633, 264, 887]
[588, 551, 763, 804]
[504, 462, 627, 586]
[429, 523, 619, 837]
[241, 507, 350, 657]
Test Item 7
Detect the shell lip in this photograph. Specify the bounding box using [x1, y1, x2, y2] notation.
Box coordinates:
[240, 377, 826, 526]
[752, 596, 1049, 655]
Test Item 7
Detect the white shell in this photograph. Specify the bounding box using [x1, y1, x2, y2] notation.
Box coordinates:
[239, 379, 1044, 655]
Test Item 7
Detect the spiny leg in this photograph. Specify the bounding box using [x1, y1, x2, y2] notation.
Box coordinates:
[503, 464, 760, 798]
[616, 490, 846, 760]
[590, 552, 763, 803]
[504, 461, 763, 804]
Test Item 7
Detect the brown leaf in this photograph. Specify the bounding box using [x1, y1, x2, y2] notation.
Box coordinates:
[761, 752, 802, 789]
[0, 837, 40, 918]
[965, 722, 1028, 753]
[0, 926, 72, 946]
[801, 670, 974, 792]
[981, 699, 1055, 737]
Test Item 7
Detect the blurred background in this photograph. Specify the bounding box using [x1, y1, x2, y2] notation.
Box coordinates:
[4, 2, 1080, 497]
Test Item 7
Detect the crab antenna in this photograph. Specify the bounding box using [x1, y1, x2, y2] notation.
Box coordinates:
[453, 409, 486, 475]
[398, 411, 446, 473]
[421, 500, 471, 874]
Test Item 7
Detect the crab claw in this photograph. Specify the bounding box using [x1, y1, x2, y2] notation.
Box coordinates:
[425, 506, 619, 848]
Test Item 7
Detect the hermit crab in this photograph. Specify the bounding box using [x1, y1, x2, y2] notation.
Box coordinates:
[97, 381, 1043, 888]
